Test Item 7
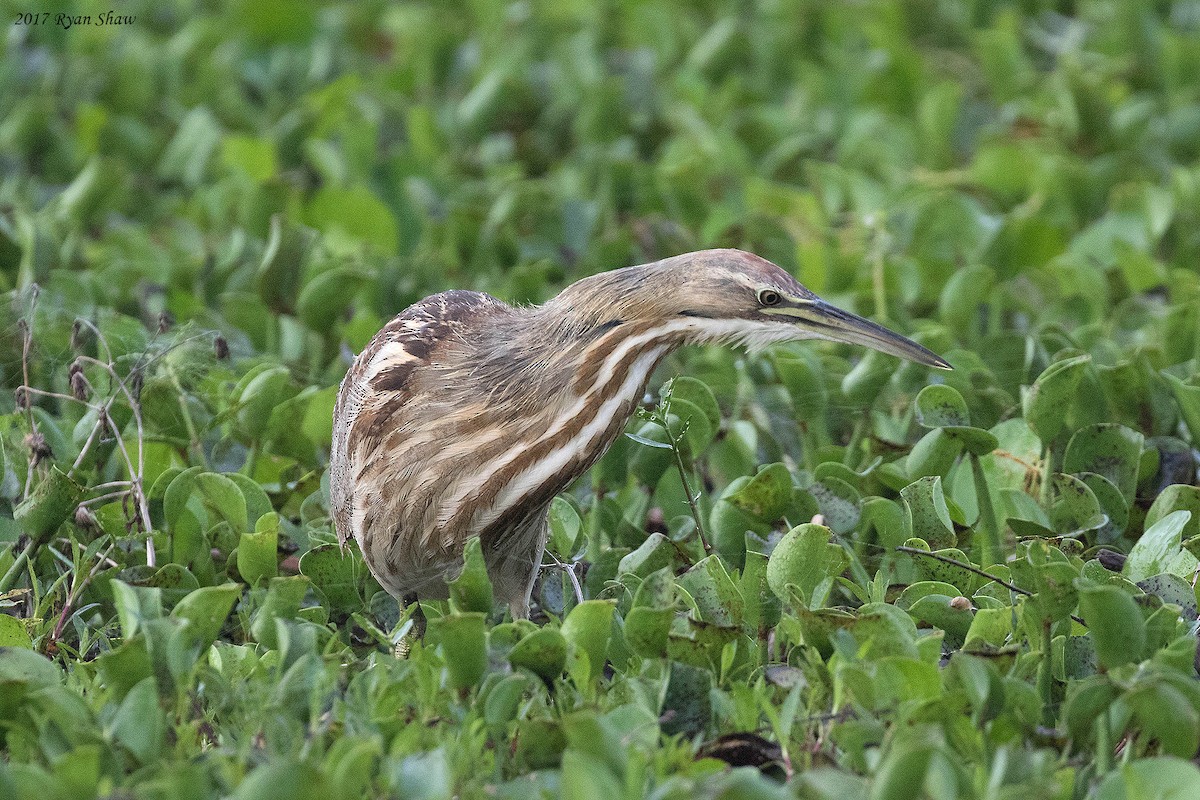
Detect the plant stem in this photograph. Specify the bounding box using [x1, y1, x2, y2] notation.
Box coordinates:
[1038, 620, 1054, 728]
[670, 441, 711, 554]
[970, 453, 1003, 568]
[842, 415, 866, 469]
[1096, 705, 1113, 775]
[168, 362, 208, 468]
[0, 538, 39, 594]
[657, 386, 711, 554]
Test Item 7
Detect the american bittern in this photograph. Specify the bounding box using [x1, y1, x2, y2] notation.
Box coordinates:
[331, 249, 948, 618]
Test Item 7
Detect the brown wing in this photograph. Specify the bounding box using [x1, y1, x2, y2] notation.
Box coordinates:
[329, 290, 508, 551]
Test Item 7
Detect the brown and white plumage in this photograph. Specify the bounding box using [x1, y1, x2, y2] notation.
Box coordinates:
[331, 249, 948, 618]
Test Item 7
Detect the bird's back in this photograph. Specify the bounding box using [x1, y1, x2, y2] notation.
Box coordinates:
[331, 289, 512, 596]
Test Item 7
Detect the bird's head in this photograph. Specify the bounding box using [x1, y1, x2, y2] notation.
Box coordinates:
[555, 249, 951, 369]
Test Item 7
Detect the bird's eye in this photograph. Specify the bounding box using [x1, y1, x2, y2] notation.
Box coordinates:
[758, 289, 782, 307]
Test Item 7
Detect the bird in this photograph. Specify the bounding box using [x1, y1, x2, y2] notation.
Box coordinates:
[330, 249, 950, 619]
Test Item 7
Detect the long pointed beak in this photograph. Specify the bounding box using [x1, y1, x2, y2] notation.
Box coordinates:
[794, 299, 952, 369]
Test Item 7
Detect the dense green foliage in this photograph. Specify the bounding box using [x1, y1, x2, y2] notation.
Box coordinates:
[3, 0, 1200, 797]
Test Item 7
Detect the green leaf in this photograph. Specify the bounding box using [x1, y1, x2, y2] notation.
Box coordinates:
[808, 477, 862, 535]
[304, 185, 398, 255]
[1064, 424, 1144, 505]
[13, 466, 84, 543]
[561, 600, 615, 686]
[508, 628, 568, 684]
[237, 511, 280, 586]
[677, 555, 743, 626]
[1163, 372, 1200, 444]
[1125, 510, 1190, 583]
[725, 462, 793, 520]
[236, 367, 294, 441]
[1022, 355, 1091, 443]
[1146, 485, 1200, 542]
[766, 523, 841, 608]
[625, 431, 672, 450]
[484, 673, 531, 727]
[1078, 584, 1145, 670]
[0, 615, 32, 648]
[938, 265, 995, 333]
[222, 134, 278, 182]
[250, 576, 310, 649]
[907, 428, 963, 479]
[158, 107, 220, 188]
[0, 647, 59, 686]
[561, 749, 623, 800]
[666, 376, 721, 428]
[915, 384, 970, 428]
[870, 739, 933, 800]
[107, 677, 164, 764]
[1131, 684, 1200, 759]
[172, 584, 241, 652]
[223, 473, 274, 530]
[296, 267, 372, 333]
[233, 760, 328, 800]
[195, 472, 250, 533]
[299, 544, 362, 610]
[1094, 757, 1200, 800]
[900, 476, 956, 549]
[548, 496, 582, 557]
[1048, 473, 1106, 536]
[661, 660, 712, 737]
[448, 536, 494, 614]
[624, 606, 674, 659]
[617, 532, 677, 578]
[111, 580, 163, 639]
[907, 595, 973, 646]
[429, 612, 487, 691]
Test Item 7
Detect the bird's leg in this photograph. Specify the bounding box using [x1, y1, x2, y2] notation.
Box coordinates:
[405, 592, 427, 637]
[487, 511, 551, 621]
[394, 591, 425, 659]
[509, 596, 531, 621]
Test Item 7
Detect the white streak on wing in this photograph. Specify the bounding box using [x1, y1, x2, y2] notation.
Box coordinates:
[363, 339, 423, 384]
[472, 345, 668, 531]
[351, 494, 368, 550]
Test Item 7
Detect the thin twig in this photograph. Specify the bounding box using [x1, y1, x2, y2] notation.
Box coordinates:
[659, 389, 712, 554]
[19, 386, 102, 410]
[91, 481, 132, 491]
[19, 285, 40, 501]
[48, 539, 116, 647]
[896, 545, 1086, 627]
[543, 550, 584, 606]
[75, 356, 155, 565]
[79, 489, 133, 507]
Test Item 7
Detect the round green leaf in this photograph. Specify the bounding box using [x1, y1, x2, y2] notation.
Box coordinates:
[561, 600, 615, 685]
[725, 462, 793, 521]
[508, 628, 568, 684]
[430, 612, 488, 691]
[1022, 355, 1090, 443]
[915, 384, 970, 428]
[900, 476, 956, 549]
[907, 428, 963, 479]
[447, 536, 494, 614]
[1146, 484, 1200, 541]
[1049, 473, 1106, 536]
[1078, 584, 1145, 670]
